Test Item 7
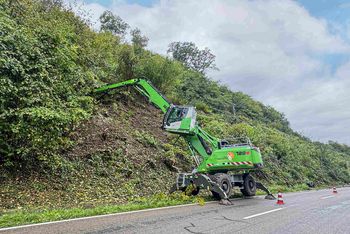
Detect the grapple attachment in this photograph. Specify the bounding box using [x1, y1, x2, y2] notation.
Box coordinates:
[169, 173, 233, 205]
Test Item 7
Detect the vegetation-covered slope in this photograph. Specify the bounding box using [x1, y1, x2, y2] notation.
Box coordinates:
[0, 0, 349, 211]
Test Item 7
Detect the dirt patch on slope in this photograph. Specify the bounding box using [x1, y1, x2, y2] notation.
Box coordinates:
[66, 92, 170, 159]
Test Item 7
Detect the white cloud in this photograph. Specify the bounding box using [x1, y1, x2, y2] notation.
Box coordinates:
[268, 59, 350, 143]
[73, 0, 350, 144]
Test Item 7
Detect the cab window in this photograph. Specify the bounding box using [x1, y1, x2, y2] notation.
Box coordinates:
[167, 107, 188, 124]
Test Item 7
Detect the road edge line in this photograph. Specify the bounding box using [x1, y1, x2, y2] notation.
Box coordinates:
[320, 195, 335, 199]
[243, 207, 284, 220]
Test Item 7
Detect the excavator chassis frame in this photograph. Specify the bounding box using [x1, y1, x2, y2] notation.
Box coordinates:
[170, 173, 275, 203]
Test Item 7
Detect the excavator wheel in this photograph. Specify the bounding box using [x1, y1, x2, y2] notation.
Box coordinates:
[189, 187, 200, 196]
[211, 173, 232, 200]
[240, 174, 256, 197]
[181, 183, 200, 196]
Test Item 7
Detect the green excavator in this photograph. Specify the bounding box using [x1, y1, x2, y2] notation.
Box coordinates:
[95, 79, 275, 204]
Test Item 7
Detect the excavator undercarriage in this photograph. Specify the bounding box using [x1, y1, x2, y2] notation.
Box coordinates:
[170, 173, 275, 205]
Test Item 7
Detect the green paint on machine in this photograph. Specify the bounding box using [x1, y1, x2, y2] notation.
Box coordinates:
[95, 79, 270, 201]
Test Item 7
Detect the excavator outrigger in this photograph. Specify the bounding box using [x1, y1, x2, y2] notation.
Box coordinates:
[95, 79, 275, 204]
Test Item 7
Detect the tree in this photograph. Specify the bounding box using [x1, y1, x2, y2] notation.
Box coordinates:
[99, 10, 129, 37]
[41, 0, 63, 9]
[167, 41, 217, 74]
[131, 27, 149, 48]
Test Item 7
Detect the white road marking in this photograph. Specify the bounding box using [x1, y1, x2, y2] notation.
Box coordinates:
[243, 208, 284, 220]
[320, 195, 335, 200]
[0, 201, 218, 231]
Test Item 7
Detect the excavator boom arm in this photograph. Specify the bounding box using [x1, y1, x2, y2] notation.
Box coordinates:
[95, 79, 171, 113]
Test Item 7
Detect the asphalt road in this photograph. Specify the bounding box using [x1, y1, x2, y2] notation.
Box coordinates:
[1, 187, 350, 234]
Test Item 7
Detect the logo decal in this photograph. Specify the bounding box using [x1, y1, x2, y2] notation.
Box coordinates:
[227, 152, 234, 160]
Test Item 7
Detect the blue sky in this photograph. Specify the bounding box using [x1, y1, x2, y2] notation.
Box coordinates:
[298, 0, 350, 22]
[298, 0, 350, 71]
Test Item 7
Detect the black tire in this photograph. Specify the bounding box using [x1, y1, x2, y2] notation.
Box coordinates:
[240, 174, 256, 196]
[181, 185, 200, 196]
[211, 173, 232, 200]
[191, 187, 200, 196]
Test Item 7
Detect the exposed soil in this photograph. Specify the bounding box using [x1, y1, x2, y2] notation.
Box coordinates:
[67, 93, 169, 159]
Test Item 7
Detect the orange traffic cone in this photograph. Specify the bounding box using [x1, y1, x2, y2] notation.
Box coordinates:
[276, 192, 285, 205]
[333, 187, 338, 194]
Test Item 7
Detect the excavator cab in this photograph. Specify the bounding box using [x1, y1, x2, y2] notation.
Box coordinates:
[163, 105, 196, 134]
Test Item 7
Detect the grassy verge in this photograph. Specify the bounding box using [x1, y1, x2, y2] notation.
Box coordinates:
[1, 184, 333, 229]
[0, 193, 203, 229]
[255, 183, 309, 195]
[255, 183, 333, 196]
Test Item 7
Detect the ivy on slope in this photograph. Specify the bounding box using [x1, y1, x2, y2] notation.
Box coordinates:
[0, 1, 96, 171]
